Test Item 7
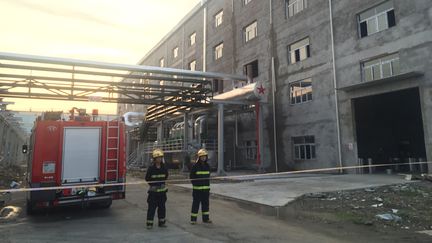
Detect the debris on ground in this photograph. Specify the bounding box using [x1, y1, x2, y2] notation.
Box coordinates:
[376, 213, 402, 222]
[10, 181, 20, 189]
[0, 206, 21, 221]
[0, 164, 25, 189]
[289, 181, 432, 234]
[305, 192, 327, 199]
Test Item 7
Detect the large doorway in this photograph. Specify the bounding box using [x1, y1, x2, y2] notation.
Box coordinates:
[354, 88, 427, 172]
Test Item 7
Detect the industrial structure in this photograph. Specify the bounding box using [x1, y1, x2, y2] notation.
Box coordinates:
[0, 51, 248, 174]
[0, 100, 27, 165]
[121, 0, 432, 174]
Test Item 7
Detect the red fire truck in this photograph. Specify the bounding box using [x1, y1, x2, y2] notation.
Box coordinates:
[25, 108, 126, 214]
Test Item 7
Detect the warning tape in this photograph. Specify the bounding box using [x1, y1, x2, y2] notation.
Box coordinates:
[0, 161, 430, 194]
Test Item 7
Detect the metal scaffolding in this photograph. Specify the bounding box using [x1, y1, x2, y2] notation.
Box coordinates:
[0, 52, 247, 115]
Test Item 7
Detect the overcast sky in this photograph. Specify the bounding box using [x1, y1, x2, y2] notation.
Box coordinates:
[0, 0, 199, 114]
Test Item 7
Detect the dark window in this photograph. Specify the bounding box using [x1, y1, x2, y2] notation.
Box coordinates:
[387, 9, 396, 27]
[243, 60, 259, 80]
[293, 136, 316, 160]
[360, 22, 368, 37]
[289, 38, 310, 64]
[213, 79, 224, 94]
[358, 1, 395, 38]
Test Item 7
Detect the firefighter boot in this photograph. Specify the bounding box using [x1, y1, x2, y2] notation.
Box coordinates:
[146, 220, 153, 229]
[158, 219, 167, 228]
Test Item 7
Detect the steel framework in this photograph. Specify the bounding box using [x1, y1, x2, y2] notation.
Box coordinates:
[0, 52, 247, 120]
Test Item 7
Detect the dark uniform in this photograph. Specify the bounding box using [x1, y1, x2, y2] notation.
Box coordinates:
[145, 163, 169, 227]
[190, 159, 211, 223]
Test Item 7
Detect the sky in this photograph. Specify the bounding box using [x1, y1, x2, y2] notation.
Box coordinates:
[0, 0, 200, 114]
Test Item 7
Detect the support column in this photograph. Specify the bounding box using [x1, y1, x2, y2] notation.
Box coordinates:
[217, 103, 226, 176]
[182, 112, 189, 172]
[156, 121, 163, 142]
[258, 103, 264, 172]
[234, 112, 238, 170]
[256, 102, 264, 172]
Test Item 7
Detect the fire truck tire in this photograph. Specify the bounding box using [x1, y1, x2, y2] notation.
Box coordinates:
[100, 200, 112, 209]
[26, 200, 35, 215]
[91, 199, 112, 209]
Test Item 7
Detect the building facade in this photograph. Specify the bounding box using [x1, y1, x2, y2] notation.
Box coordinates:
[120, 0, 432, 173]
[0, 103, 28, 165]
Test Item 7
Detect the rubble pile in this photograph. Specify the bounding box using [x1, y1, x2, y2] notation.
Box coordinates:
[294, 181, 432, 232]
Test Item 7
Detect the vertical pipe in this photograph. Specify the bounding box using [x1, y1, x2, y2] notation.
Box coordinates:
[217, 103, 225, 175]
[271, 57, 278, 173]
[408, 157, 414, 172]
[202, 5, 207, 72]
[255, 102, 261, 170]
[234, 112, 238, 169]
[183, 112, 189, 172]
[368, 158, 373, 174]
[328, 0, 343, 173]
[182, 25, 185, 71]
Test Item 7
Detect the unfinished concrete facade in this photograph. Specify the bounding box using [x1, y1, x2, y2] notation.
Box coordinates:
[120, 0, 432, 173]
[0, 111, 27, 165]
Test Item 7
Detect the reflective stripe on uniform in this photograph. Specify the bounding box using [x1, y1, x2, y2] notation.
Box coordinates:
[147, 220, 153, 223]
[151, 174, 166, 178]
[191, 213, 198, 217]
[202, 211, 209, 215]
[192, 186, 210, 190]
[195, 171, 210, 175]
[156, 187, 168, 192]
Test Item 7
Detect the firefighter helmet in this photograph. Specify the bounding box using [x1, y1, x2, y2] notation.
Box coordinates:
[197, 149, 208, 157]
[152, 149, 164, 158]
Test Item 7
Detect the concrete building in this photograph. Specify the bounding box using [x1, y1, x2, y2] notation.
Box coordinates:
[0, 102, 27, 165]
[120, 0, 432, 173]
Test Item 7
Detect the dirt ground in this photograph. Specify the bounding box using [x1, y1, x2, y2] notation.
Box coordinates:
[287, 180, 432, 236]
[0, 164, 25, 189]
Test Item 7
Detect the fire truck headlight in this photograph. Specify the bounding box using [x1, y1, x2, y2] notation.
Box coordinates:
[22, 145, 28, 154]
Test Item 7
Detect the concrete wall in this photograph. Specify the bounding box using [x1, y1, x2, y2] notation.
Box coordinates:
[333, 0, 432, 172]
[0, 113, 27, 165]
[271, 0, 339, 170]
[122, 0, 432, 173]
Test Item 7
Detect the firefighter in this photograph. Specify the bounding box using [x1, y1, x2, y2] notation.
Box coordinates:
[145, 149, 169, 229]
[190, 148, 212, 224]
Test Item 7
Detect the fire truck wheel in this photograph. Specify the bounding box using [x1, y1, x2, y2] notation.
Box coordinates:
[100, 200, 112, 209]
[26, 200, 35, 215]
[91, 199, 112, 209]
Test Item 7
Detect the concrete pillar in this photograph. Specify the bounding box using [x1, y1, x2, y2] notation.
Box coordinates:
[367, 158, 373, 174]
[234, 112, 239, 169]
[182, 112, 189, 172]
[156, 121, 164, 142]
[258, 103, 264, 172]
[217, 103, 226, 176]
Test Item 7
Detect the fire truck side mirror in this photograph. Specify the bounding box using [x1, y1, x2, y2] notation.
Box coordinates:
[22, 145, 28, 154]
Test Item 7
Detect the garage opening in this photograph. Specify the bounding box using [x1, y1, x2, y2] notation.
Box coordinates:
[354, 88, 427, 173]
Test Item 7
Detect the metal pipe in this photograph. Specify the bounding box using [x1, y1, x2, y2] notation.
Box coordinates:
[328, 0, 343, 173]
[271, 57, 278, 173]
[0, 52, 248, 82]
[183, 112, 189, 172]
[234, 112, 238, 169]
[122, 112, 145, 127]
[217, 103, 226, 175]
[203, 5, 207, 72]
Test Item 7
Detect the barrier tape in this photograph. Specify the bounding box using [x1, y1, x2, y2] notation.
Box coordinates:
[0, 161, 430, 194]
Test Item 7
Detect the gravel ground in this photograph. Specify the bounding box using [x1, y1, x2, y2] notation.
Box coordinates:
[289, 180, 432, 234]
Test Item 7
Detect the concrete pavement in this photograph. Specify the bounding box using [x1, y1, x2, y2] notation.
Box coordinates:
[0, 183, 353, 243]
[173, 174, 412, 207]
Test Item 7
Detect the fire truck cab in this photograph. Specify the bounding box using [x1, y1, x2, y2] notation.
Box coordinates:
[25, 108, 126, 214]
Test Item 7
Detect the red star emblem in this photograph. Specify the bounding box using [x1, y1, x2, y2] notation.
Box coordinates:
[257, 84, 266, 95]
